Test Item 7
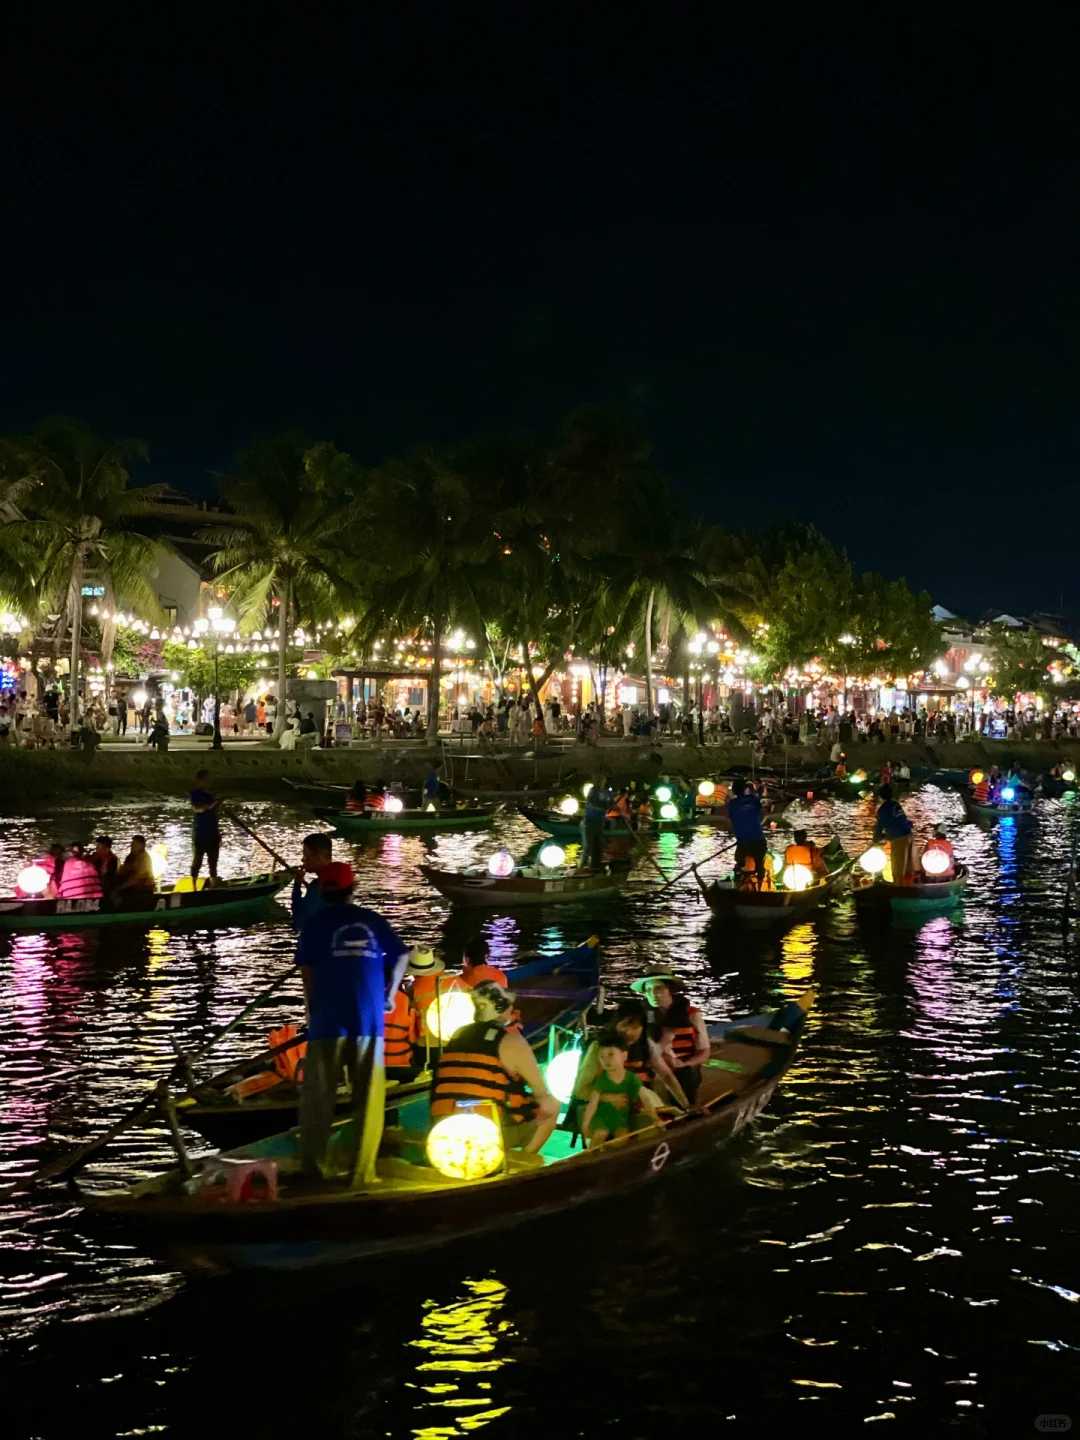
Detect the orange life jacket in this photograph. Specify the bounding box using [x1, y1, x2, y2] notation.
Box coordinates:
[430, 1020, 534, 1123]
[973, 780, 990, 803]
[56, 857, 103, 900]
[268, 1023, 306, 1082]
[384, 989, 415, 1068]
[462, 963, 508, 989]
[667, 1023, 699, 1064]
[625, 1038, 654, 1085]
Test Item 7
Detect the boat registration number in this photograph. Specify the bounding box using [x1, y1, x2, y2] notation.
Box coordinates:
[55, 899, 102, 914]
[730, 1083, 775, 1136]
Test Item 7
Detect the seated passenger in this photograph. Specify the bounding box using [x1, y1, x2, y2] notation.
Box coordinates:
[384, 983, 419, 1084]
[56, 843, 103, 900]
[737, 855, 760, 891]
[345, 780, 367, 812]
[581, 1029, 661, 1147]
[112, 836, 157, 907]
[785, 828, 828, 879]
[430, 982, 559, 1156]
[574, 1000, 689, 1110]
[460, 936, 509, 989]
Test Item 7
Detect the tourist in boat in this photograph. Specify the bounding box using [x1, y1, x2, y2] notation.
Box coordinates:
[19, 842, 66, 897]
[580, 1028, 662, 1147]
[834, 753, 848, 778]
[874, 785, 913, 884]
[430, 980, 560, 1157]
[728, 778, 767, 877]
[384, 981, 419, 1085]
[460, 936, 508, 988]
[56, 843, 104, 900]
[91, 835, 119, 894]
[295, 861, 412, 1182]
[737, 854, 762, 891]
[785, 829, 828, 879]
[189, 769, 222, 885]
[574, 999, 689, 1110]
[636, 975, 710, 1104]
[605, 788, 632, 824]
[291, 831, 333, 930]
[896, 759, 911, 781]
[112, 835, 156, 905]
[346, 779, 368, 812]
[920, 825, 956, 879]
[879, 760, 893, 788]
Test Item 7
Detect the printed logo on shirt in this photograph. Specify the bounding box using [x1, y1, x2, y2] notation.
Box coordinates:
[331, 923, 384, 962]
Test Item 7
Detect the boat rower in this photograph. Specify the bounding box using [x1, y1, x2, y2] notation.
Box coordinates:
[874, 784, 913, 885]
[430, 981, 560, 1157]
[189, 769, 221, 885]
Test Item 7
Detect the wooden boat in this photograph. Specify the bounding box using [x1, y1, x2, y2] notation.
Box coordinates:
[852, 863, 968, 915]
[0, 873, 291, 932]
[177, 939, 601, 1148]
[79, 993, 813, 1274]
[519, 794, 781, 839]
[421, 857, 632, 907]
[961, 790, 1033, 821]
[316, 802, 498, 834]
[695, 842, 851, 923]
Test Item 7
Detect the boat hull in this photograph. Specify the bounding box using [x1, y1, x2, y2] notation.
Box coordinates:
[420, 863, 629, 907]
[0, 875, 290, 931]
[317, 805, 497, 834]
[853, 865, 967, 913]
[700, 863, 850, 923]
[962, 793, 1032, 822]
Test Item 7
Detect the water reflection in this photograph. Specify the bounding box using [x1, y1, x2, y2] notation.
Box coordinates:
[406, 1276, 514, 1437]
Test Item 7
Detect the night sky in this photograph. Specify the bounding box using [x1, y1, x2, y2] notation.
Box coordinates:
[4, 7, 1079, 617]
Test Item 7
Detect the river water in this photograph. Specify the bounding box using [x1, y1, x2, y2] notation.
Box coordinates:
[0, 789, 1077, 1438]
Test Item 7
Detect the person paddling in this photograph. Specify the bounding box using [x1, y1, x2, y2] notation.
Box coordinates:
[874, 784, 913, 884]
[189, 769, 221, 885]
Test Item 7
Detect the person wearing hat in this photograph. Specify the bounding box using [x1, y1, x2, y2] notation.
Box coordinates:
[92, 835, 119, 895]
[632, 975, 710, 1105]
[295, 860, 413, 1183]
[290, 831, 333, 931]
[430, 980, 560, 1157]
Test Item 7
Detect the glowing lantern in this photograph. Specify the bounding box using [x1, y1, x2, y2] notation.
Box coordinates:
[697, 780, 716, 799]
[850, 769, 867, 784]
[659, 802, 680, 821]
[384, 795, 404, 814]
[1064, 769, 1076, 783]
[424, 987, 475, 1042]
[771, 853, 787, 878]
[970, 769, 986, 785]
[487, 850, 516, 879]
[539, 843, 566, 868]
[16, 864, 50, 896]
[558, 795, 580, 817]
[545, 1047, 582, 1104]
[426, 802, 437, 812]
[655, 785, 673, 803]
[581, 782, 594, 798]
[1001, 786, 1016, 803]
[783, 863, 813, 891]
[150, 844, 168, 881]
[921, 848, 951, 877]
[859, 846, 888, 876]
[425, 1111, 504, 1180]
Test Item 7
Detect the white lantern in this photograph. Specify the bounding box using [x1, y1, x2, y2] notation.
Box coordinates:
[921, 847, 951, 877]
[538, 843, 566, 868]
[545, 1048, 582, 1105]
[16, 865, 50, 896]
[859, 846, 888, 876]
[487, 850, 515, 879]
[384, 796, 404, 814]
[782, 863, 813, 891]
[557, 795, 580, 817]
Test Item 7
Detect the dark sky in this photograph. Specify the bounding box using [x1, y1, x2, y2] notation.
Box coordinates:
[4, 6, 1080, 617]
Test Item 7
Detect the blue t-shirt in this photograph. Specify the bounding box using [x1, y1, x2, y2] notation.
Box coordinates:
[584, 788, 612, 824]
[727, 792, 764, 841]
[290, 876, 328, 932]
[876, 800, 913, 838]
[296, 903, 408, 1041]
[190, 788, 220, 843]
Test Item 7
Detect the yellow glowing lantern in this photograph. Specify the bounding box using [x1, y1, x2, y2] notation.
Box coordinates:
[697, 779, 716, 799]
[424, 987, 475, 1043]
[581, 782, 594, 798]
[859, 846, 888, 876]
[426, 802, 437, 812]
[782, 863, 813, 891]
[558, 795, 580, 817]
[659, 802, 680, 821]
[16, 864, 50, 896]
[969, 769, 986, 785]
[921, 847, 951, 877]
[1064, 769, 1076, 783]
[150, 843, 168, 881]
[425, 1111, 504, 1180]
[655, 785, 673, 803]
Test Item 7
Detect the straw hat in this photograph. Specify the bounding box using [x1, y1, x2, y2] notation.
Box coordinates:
[406, 948, 446, 977]
[629, 973, 680, 996]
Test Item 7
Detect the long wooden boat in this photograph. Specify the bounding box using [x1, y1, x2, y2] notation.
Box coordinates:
[79, 992, 813, 1274]
[961, 790, 1033, 821]
[0, 873, 291, 932]
[852, 863, 968, 915]
[177, 939, 601, 1148]
[316, 803, 498, 834]
[695, 845, 851, 923]
[420, 858, 632, 907]
[519, 795, 781, 839]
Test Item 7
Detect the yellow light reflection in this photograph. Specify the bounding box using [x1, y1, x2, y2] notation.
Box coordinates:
[780, 923, 817, 988]
[407, 1277, 513, 1436]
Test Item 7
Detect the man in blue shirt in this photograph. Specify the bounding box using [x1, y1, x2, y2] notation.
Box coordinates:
[727, 779, 766, 874]
[582, 775, 613, 869]
[290, 831, 333, 931]
[296, 862, 411, 1182]
[873, 785, 914, 884]
[189, 769, 221, 883]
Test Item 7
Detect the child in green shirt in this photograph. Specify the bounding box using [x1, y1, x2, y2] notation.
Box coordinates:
[581, 1029, 660, 1146]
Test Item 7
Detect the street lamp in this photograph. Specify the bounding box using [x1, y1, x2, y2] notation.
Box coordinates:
[194, 606, 236, 750]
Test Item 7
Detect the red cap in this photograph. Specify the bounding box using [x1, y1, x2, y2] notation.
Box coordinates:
[318, 861, 355, 892]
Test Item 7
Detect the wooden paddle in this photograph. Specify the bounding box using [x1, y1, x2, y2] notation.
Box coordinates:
[227, 807, 297, 874]
[22, 965, 299, 1189]
[644, 838, 737, 896]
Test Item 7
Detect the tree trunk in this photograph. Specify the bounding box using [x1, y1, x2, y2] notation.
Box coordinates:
[427, 616, 443, 741]
[273, 575, 291, 741]
[644, 587, 656, 717]
[68, 547, 85, 733]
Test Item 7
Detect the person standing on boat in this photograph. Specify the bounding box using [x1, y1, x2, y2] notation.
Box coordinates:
[296, 861, 412, 1183]
[430, 980, 560, 1158]
[873, 784, 913, 884]
[728, 779, 767, 877]
[581, 775, 612, 869]
[189, 769, 221, 884]
[634, 975, 710, 1105]
[291, 831, 332, 930]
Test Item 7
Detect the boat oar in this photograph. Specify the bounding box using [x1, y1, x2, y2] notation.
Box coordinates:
[21, 966, 299, 1189]
[613, 814, 669, 884]
[227, 807, 297, 874]
[645, 839, 737, 896]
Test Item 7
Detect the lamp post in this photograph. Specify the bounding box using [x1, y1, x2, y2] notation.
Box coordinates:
[193, 606, 236, 751]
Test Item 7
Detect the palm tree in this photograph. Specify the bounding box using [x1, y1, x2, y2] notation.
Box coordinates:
[200, 435, 363, 741]
[353, 449, 496, 740]
[0, 418, 169, 727]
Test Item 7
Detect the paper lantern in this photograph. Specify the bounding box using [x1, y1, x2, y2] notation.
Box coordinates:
[859, 846, 888, 876]
[1001, 786, 1016, 803]
[538, 843, 566, 869]
[581, 782, 594, 798]
[970, 769, 986, 785]
[487, 849, 516, 879]
[655, 785, 673, 803]
[426, 802, 437, 812]
[424, 987, 475, 1042]
[384, 795, 404, 814]
[659, 802, 680, 821]
[16, 864, 50, 896]
[558, 795, 580, 816]
[150, 844, 168, 880]
[1064, 769, 1076, 783]
[921, 848, 951, 877]
[697, 780, 716, 799]
[545, 1047, 582, 1105]
[783, 863, 813, 891]
[771, 852, 787, 878]
[850, 769, 867, 784]
[426, 1111, 504, 1180]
